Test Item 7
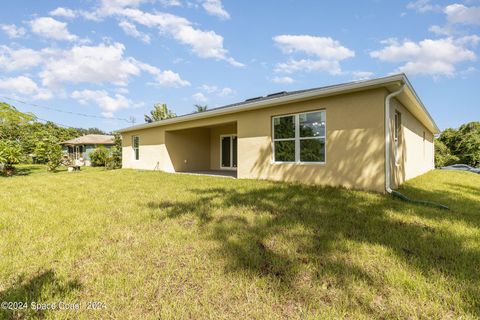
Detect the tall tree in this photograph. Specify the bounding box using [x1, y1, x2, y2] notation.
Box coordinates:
[144, 103, 176, 123]
[0, 102, 35, 141]
[194, 104, 208, 113]
[455, 122, 480, 167]
[437, 121, 480, 167]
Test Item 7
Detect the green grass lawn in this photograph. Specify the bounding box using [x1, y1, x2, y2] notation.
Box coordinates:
[0, 168, 479, 319]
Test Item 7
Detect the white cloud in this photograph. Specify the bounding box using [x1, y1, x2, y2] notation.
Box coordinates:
[118, 20, 151, 43]
[370, 37, 478, 76]
[274, 35, 355, 60]
[428, 24, 457, 36]
[0, 39, 204, 91]
[99, 0, 150, 12]
[71, 89, 131, 117]
[152, 70, 190, 87]
[202, 0, 230, 20]
[199, 84, 233, 95]
[0, 76, 52, 100]
[219, 87, 233, 96]
[351, 71, 374, 80]
[192, 92, 207, 102]
[29, 17, 78, 41]
[115, 87, 129, 94]
[274, 59, 343, 75]
[39, 43, 140, 87]
[407, 0, 442, 13]
[201, 84, 218, 93]
[273, 35, 354, 75]
[49, 7, 77, 18]
[1, 42, 189, 89]
[82, 4, 243, 66]
[0, 46, 43, 71]
[445, 4, 480, 26]
[120, 9, 243, 66]
[134, 60, 190, 87]
[271, 76, 295, 84]
[1, 24, 26, 38]
[160, 0, 182, 6]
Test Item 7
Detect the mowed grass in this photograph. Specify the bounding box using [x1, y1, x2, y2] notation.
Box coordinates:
[0, 167, 479, 319]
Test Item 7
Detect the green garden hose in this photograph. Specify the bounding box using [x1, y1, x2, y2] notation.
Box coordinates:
[390, 190, 449, 210]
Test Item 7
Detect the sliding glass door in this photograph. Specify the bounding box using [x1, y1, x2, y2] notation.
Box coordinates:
[220, 135, 237, 170]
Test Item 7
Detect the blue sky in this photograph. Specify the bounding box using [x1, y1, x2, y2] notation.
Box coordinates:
[0, 0, 478, 132]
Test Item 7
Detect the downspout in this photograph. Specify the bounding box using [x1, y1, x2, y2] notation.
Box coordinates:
[384, 83, 449, 210]
[385, 84, 405, 194]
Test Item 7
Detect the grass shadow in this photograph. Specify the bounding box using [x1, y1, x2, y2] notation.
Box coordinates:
[144, 179, 480, 316]
[0, 269, 82, 319]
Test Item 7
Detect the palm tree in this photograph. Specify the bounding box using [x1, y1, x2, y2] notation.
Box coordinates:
[194, 104, 208, 113]
[144, 103, 176, 123]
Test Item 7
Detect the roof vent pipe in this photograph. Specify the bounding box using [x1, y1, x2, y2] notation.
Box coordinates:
[385, 84, 405, 194]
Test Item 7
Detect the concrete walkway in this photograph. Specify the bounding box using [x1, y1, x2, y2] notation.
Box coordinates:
[177, 170, 237, 178]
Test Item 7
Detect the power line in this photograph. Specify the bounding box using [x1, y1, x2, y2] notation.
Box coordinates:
[35, 117, 79, 129]
[0, 95, 134, 123]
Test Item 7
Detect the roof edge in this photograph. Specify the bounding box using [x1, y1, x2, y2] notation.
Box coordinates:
[401, 76, 440, 133]
[118, 74, 439, 134]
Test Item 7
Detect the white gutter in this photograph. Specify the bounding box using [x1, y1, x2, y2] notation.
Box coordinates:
[385, 84, 406, 194]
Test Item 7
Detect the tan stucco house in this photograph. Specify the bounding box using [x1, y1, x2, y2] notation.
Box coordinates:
[118, 74, 439, 193]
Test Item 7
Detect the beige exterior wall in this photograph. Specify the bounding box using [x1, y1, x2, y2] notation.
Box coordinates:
[122, 114, 240, 171]
[122, 88, 392, 192]
[237, 89, 387, 192]
[165, 127, 211, 172]
[390, 98, 434, 188]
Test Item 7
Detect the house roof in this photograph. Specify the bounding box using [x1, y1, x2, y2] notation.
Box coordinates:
[61, 134, 115, 145]
[118, 74, 440, 134]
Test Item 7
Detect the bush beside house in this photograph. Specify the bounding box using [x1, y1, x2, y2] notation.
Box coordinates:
[90, 146, 110, 167]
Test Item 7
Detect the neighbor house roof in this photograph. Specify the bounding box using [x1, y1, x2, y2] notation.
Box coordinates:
[61, 134, 115, 145]
[118, 74, 440, 134]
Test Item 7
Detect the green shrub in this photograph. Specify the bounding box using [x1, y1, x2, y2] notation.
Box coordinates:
[34, 140, 63, 171]
[90, 146, 110, 167]
[0, 140, 22, 176]
[434, 139, 459, 167]
[105, 133, 122, 170]
[45, 144, 63, 171]
[437, 121, 480, 168]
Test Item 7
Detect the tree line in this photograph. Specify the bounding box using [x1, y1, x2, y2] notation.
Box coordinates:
[435, 121, 480, 168]
[0, 102, 109, 175]
[0, 100, 207, 175]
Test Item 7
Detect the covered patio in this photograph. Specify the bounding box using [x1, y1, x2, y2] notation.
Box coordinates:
[164, 121, 237, 175]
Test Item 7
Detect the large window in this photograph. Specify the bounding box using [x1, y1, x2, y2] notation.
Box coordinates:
[132, 136, 140, 160]
[394, 111, 401, 142]
[394, 111, 401, 164]
[272, 110, 326, 163]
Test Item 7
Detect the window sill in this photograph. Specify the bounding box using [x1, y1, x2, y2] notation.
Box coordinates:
[271, 161, 326, 166]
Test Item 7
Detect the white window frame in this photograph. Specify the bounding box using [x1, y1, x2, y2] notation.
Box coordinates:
[132, 135, 140, 161]
[219, 134, 237, 170]
[271, 109, 326, 164]
[423, 131, 426, 159]
[394, 111, 401, 165]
